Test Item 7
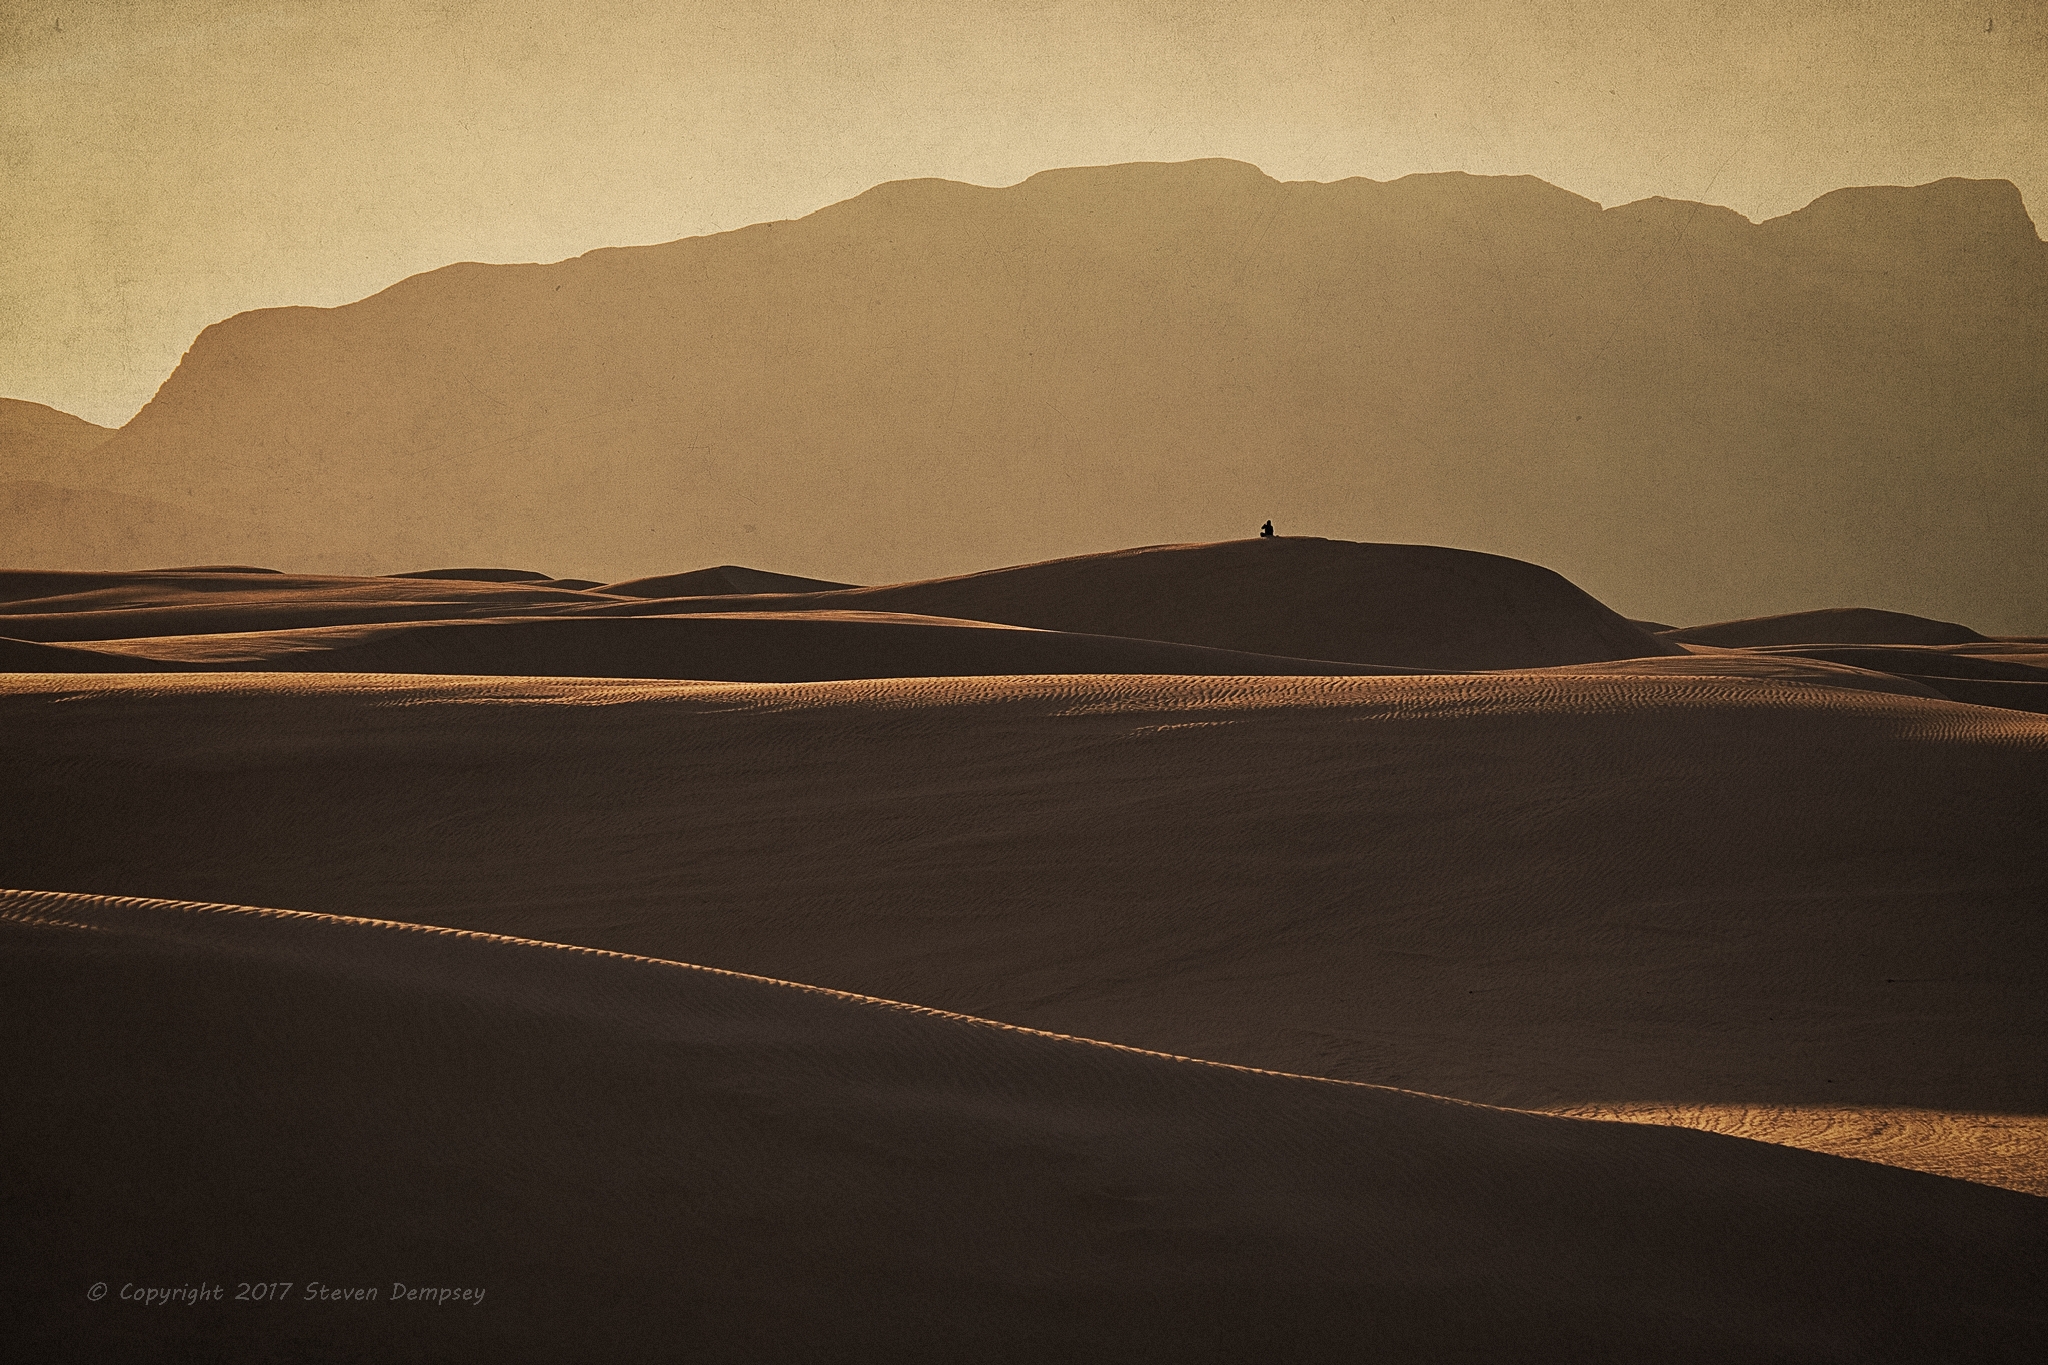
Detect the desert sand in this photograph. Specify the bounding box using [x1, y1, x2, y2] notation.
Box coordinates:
[8, 886, 2045, 1363]
[5, 537, 2046, 1359]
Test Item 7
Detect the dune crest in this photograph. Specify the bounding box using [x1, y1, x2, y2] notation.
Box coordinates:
[591, 539, 1683, 671]
[0, 539, 1680, 673]
[8, 886, 2045, 1361]
[1666, 606, 1987, 647]
[56, 611, 1410, 681]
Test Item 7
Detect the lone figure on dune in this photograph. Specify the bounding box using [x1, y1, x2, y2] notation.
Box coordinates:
[1260, 520, 1275, 538]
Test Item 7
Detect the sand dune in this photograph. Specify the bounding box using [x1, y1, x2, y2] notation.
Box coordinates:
[9, 544, 2047, 713]
[1538, 650, 1950, 700]
[588, 539, 1683, 671]
[604, 563, 860, 596]
[1754, 645, 2048, 681]
[386, 566, 561, 582]
[54, 612, 1404, 682]
[1738, 643, 2048, 713]
[1665, 606, 1987, 647]
[5, 670, 2041, 1125]
[0, 636, 166, 673]
[0, 567, 611, 641]
[386, 567, 612, 589]
[0, 618, 1986, 701]
[8, 886, 2044, 1363]
[0, 540, 1677, 672]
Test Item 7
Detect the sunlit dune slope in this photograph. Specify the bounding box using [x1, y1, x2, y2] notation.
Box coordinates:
[592, 539, 1682, 670]
[1582, 644, 2048, 714]
[1737, 642, 2048, 714]
[0, 540, 1676, 671]
[0, 637, 164, 672]
[1544, 1101, 2048, 1197]
[4, 670, 2040, 1121]
[31, 612, 1403, 682]
[1536, 650, 1948, 700]
[6, 888, 2043, 1364]
[0, 568, 611, 641]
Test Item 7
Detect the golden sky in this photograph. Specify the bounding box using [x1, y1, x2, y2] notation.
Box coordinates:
[6, 0, 2044, 427]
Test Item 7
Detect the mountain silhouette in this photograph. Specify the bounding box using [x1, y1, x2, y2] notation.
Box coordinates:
[0, 399, 258, 566]
[0, 397, 113, 483]
[15, 160, 2047, 629]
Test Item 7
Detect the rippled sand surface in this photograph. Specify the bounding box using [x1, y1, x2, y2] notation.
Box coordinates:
[1545, 1104, 2048, 1197]
[7, 548, 2047, 1358]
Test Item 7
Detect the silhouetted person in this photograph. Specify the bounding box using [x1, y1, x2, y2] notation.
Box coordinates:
[1260, 520, 1274, 538]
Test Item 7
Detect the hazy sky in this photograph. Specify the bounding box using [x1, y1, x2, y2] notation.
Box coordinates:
[6, 0, 2044, 427]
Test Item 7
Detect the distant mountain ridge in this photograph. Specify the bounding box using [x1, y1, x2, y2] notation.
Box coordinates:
[15, 160, 2048, 629]
[0, 398, 113, 483]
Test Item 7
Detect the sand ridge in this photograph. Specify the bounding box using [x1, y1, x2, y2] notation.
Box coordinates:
[589, 538, 1683, 670]
[1663, 606, 1988, 647]
[17, 611, 1413, 682]
[0, 568, 614, 640]
[11, 546, 2048, 715]
[8, 885, 2046, 1361]
[1542, 1101, 2048, 1197]
[1735, 643, 2048, 713]
[0, 539, 1679, 672]
[5, 668, 2041, 1121]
